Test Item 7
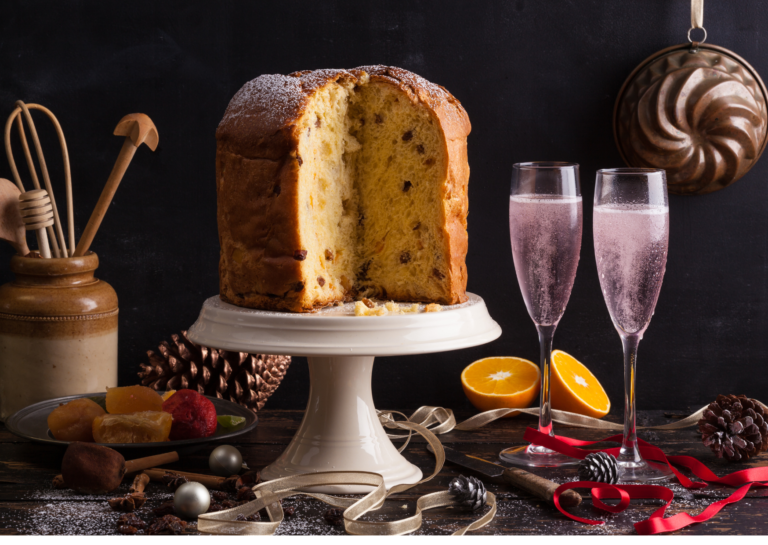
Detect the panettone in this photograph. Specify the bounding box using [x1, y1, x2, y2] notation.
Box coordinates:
[216, 66, 470, 312]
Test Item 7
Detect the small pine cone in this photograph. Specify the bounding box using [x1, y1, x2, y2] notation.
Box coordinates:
[578, 452, 619, 484]
[698, 394, 768, 462]
[448, 475, 487, 511]
[137, 331, 291, 413]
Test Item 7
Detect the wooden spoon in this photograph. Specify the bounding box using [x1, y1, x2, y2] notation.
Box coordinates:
[0, 178, 29, 256]
[74, 113, 158, 256]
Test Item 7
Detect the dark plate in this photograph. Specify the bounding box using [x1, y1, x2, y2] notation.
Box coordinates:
[4, 392, 257, 449]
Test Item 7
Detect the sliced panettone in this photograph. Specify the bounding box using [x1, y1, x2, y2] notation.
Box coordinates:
[216, 66, 470, 312]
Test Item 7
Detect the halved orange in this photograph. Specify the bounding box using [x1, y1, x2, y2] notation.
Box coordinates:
[550, 350, 610, 418]
[461, 357, 540, 415]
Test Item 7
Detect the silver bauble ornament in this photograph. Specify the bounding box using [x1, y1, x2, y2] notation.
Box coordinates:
[209, 444, 243, 477]
[174, 481, 211, 519]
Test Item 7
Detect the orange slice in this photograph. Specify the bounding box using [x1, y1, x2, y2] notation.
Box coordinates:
[550, 350, 610, 418]
[461, 357, 540, 415]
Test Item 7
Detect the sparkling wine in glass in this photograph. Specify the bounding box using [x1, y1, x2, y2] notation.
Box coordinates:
[593, 168, 673, 483]
[501, 162, 582, 468]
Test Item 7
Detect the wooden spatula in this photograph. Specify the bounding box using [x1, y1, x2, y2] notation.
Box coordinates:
[0, 178, 29, 256]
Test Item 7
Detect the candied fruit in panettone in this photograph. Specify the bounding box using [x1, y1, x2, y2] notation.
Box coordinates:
[47, 398, 106, 442]
[106, 385, 164, 414]
[162, 389, 217, 440]
[92, 411, 173, 443]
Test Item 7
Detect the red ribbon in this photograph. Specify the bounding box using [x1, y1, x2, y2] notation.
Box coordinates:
[523, 427, 768, 534]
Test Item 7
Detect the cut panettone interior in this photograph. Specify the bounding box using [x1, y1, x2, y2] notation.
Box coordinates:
[293, 77, 455, 304]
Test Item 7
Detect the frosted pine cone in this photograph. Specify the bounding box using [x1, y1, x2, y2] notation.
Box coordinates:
[698, 395, 768, 462]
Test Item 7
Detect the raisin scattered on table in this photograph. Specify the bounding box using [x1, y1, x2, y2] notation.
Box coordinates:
[152, 500, 176, 517]
[207, 503, 224, 513]
[284, 506, 296, 518]
[237, 487, 256, 502]
[324, 508, 345, 526]
[147, 514, 188, 535]
[117, 525, 138, 535]
[117, 513, 146, 531]
[211, 491, 229, 502]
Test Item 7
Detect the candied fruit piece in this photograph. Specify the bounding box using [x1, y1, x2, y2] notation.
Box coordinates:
[162, 389, 217, 440]
[106, 385, 163, 414]
[161, 390, 177, 402]
[47, 398, 106, 442]
[92, 411, 173, 443]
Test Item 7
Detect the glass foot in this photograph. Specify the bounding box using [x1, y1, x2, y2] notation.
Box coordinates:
[617, 458, 674, 483]
[499, 444, 580, 467]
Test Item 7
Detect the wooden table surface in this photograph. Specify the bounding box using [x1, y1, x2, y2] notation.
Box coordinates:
[1, 408, 767, 535]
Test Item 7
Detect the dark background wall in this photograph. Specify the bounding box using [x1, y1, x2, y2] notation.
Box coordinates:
[1, 1, 765, 415]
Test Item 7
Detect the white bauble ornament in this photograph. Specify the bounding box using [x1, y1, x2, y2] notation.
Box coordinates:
[209, 444, 243, 477]
[174, 482, 211, 518]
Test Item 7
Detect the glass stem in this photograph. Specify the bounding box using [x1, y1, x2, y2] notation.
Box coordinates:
[536, 324, 557, 437]
[619, 333, 642, 462]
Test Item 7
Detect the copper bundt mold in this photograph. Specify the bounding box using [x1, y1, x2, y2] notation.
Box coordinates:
[614, 43, 768, 196]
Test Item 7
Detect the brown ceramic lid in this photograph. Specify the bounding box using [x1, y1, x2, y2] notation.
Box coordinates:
[614, 43, 768, 195]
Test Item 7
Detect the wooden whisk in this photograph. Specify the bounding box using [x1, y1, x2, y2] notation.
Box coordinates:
[4, 101, 74, 257]
[17, 189, 54, 259]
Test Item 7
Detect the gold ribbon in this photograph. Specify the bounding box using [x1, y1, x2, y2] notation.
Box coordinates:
[379, 400, 768, 437]
[198, 417, 496, 536]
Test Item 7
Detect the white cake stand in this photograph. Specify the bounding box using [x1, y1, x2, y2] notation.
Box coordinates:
[188, 293, 501, 493]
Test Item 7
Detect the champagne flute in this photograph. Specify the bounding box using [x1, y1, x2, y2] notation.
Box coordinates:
[593, 168, 673, 482]
[500, 162, 582, 467]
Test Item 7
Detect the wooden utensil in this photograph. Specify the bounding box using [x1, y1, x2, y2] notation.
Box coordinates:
[0, 178, 29, 256]
[18, 189, 54, 258]
[59, 442, 182, 493]
[74, 113, 158, 257]
[4, 102, 73, 257]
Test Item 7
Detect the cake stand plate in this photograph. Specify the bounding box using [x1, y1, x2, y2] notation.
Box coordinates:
[188, 293, 501, 493]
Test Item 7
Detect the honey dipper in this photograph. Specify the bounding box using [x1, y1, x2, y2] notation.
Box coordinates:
[17, 189, 54, 258]
[0, 178, 29, 256]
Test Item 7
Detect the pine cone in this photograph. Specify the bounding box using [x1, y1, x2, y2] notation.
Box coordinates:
[578, 452, 619, 484]
[137, 331, 291, 413]
[448, 475, 487, 511]
[698, 394, 768, 462]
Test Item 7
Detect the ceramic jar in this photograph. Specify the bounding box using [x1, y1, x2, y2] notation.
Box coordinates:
[0, 252, 118, 421]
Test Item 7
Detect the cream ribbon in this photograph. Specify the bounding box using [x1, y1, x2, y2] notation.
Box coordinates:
[379, 400, 768, 438]
[691, 0, 704, 30]
[198, 417, 496, 536]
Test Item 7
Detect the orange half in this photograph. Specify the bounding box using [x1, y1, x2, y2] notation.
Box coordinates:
[461, 357, 540, 415]
[550, 350, 610, 418]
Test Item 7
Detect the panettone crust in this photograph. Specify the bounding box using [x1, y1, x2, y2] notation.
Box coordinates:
[216, 66, 470, 312]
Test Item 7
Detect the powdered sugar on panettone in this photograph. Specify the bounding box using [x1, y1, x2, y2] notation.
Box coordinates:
[218, 70, 359, 138]
[218, 74, 307, 136]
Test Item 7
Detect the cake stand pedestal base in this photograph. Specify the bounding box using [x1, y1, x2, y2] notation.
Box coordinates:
[188, 293, 501, 494]
[260, 355, 422, 493]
